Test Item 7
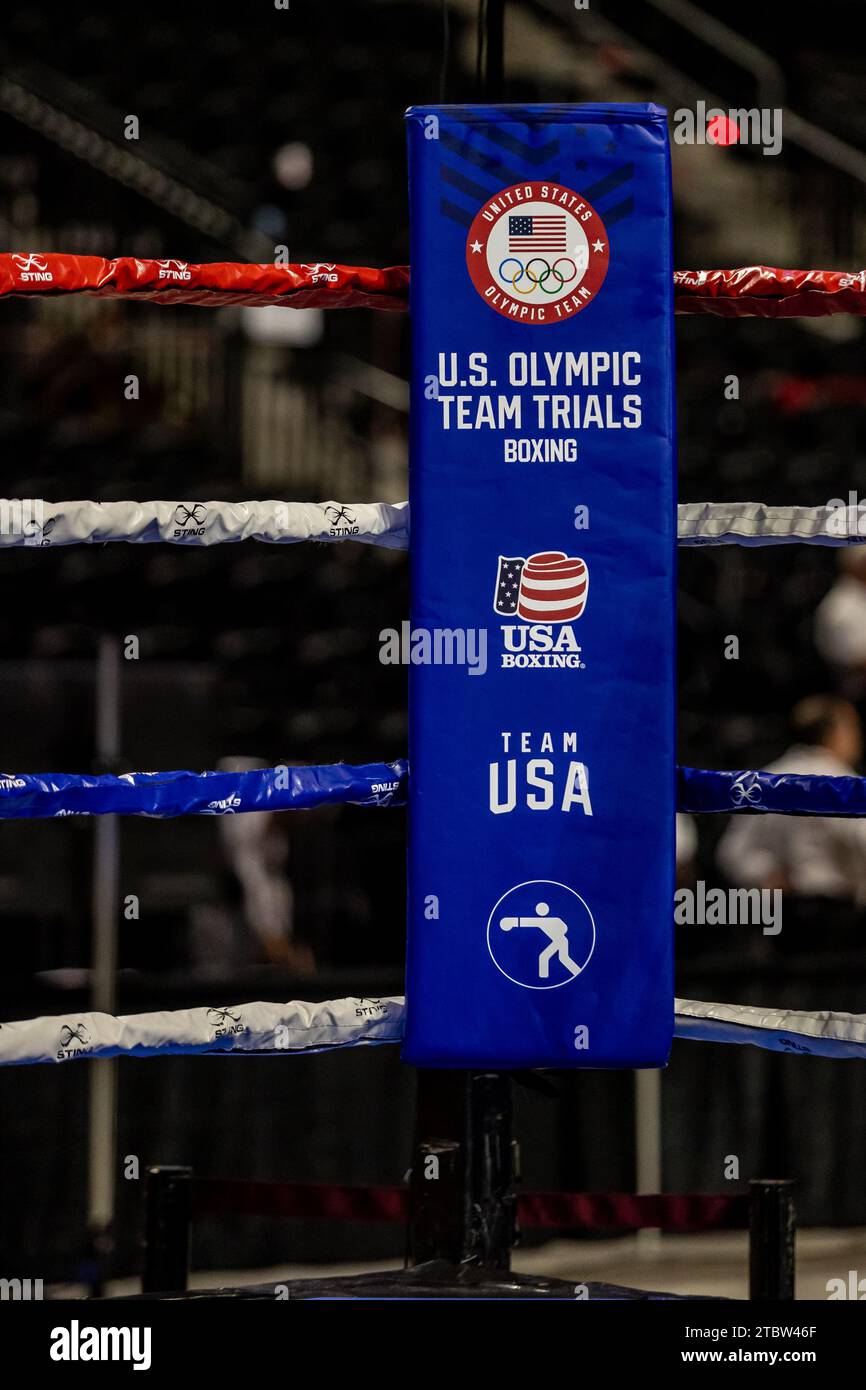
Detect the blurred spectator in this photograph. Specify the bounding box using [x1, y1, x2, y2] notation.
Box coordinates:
[189, 756, 314, 975]
[676, 812, 698, 888]
[716, 696, 866, 905]
[815, 550, 866, 699]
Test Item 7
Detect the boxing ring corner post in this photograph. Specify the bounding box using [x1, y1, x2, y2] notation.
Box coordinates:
[407, 1070, 516, 1270]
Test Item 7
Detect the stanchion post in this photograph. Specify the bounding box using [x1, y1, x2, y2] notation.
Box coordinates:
[87, 634, 122, 1292]
[749, 1178, 795, 1300]
[408, 1070, 516, 1269]
[143, 1165, 193, 1294]
[467, 1070, 515, 1267]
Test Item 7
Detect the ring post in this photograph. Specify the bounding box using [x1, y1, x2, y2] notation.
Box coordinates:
[143, 1165, 193, 1294]
[406, 21, 513, 1282]
[749, 1179, 795, 1301]
[408, 1071, 515, 1269]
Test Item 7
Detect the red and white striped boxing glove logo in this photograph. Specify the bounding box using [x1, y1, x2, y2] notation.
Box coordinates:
[516, 552, 588, 623]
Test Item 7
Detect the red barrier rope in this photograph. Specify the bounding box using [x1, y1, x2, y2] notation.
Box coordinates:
[517, 1190, 749, 1232]
[1, 254, 864, 318]
[194, 1178, 408, 1223]
[192, 1177, 749, 1232]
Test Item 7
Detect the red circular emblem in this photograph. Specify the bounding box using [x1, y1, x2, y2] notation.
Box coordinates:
[466, 181, 610, 325]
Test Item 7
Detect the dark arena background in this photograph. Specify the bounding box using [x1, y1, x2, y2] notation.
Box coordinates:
[0, 0, 865, 1345]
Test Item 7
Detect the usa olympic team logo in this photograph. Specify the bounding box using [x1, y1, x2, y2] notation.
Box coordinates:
[466, 181, 610, 325]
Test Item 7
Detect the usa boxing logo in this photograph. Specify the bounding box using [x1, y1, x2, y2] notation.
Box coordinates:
[494, 551, 588, 670]
[466, 182, 609, 324]
[494, 552, 588, 622]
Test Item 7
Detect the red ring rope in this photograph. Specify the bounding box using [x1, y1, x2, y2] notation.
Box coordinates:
[1, 254, 864, 317]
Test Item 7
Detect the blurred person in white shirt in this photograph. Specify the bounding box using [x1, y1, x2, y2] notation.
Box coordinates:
[676, 812, 698, 888]
[716, 696, 866, 906]
[815, 549, 866, 699]
[190, 756, 314, 974]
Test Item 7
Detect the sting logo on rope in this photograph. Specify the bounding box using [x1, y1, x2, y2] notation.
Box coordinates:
[157, 259, 191, 281]
[173, 503, 208, 537]
[207, 1007, 245, 1038]
[57, 1022, 92, 1061]
[11, 254, 53, 283]
[466, 183, 609, 324]
[324, 504, 359, 538]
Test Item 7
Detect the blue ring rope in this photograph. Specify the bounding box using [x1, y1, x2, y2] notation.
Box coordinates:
[0, 760, 861, 819]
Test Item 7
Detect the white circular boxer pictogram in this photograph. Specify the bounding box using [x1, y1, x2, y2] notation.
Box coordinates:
[466, 181, 610, 324]
[486, 879, 596, 989]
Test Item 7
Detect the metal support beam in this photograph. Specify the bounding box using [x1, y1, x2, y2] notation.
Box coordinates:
[86, 634, 121, 1291]
[477, 0, 506, 102]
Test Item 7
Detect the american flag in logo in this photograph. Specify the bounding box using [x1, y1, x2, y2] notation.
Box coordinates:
[508, 214, 567, 252]
[494, 552, 588, 623]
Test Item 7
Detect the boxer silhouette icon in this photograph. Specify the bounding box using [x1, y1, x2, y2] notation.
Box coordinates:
[499, 901, 582, 979]
[487, 880, 595, 989]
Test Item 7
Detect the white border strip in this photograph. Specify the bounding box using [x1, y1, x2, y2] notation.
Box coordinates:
[674, 997, 866, 1058]
[0, 995, 406, 1065]
[0, 500, 409, 550]
[678, 502, 862, 547]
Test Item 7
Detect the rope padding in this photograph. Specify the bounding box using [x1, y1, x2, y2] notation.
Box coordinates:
[2, 762, 865, 819]
[0, 500, 861, 551]
[0, 760, 408, 819]
[2, 256, 865, 318]
[0, 996, 405, 1065]
[0, 499, 409, 550]
[1, 994, 862, 1064]
[0, 254, 409, 310]
[677, 501, 865, 547]
[674, 999, 866, 1059]
[674, 266, 866, 317]
[678, 766, 866, 817]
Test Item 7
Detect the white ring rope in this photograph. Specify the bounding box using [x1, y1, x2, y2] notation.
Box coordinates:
[0, 995, 406, 1065]
[673, 998, 866, 1058]
[677, 502, 865, 547]
[0, 499, 409, 549]
[0, 499, 863, 550]
[1, 994, 863, 1064]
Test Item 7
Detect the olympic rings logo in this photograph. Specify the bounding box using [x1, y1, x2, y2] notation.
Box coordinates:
[497, 256, 579, 295]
